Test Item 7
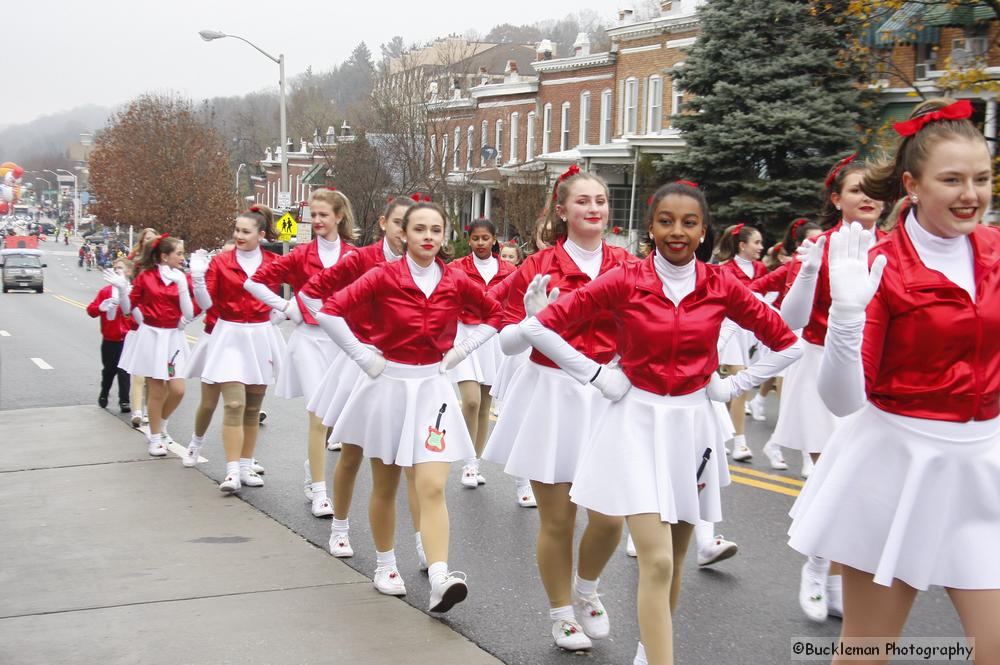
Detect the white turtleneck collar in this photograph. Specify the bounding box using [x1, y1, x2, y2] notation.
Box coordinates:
[733, 255, 754, 279]
[235, 246, 262, 276]
[905, 208, 975, 301]
[317, 234, 342, 268]
[157, 263, 174, 285]
[406, 254, 442, 298]
[564, 237, 602, 280]
[382, 237, 402, 262]
[654, 251, 696, 306]
[472, 252, 498, 284]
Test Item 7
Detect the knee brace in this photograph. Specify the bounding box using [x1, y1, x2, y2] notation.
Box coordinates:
[243, 389, 265, 427]
[220, 383, 246, 427]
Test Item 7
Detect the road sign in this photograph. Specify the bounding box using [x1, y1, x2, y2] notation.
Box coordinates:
[276, 212, 297, 241]
[277, 191, 291, 209]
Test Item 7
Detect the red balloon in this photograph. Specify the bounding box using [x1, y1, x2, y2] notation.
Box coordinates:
[12, 166, 24, 179]
[0, 201, 9, 214]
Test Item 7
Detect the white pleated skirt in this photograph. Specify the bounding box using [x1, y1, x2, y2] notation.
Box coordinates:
[195, 320, 285, 385]
[447, 323, 502, 386]
[570, 388, 730, 524]
[768, 341, 841, 453]
[788, 404, 1000, 590]
[489, 348, 530, 407]
[482, 361, 609, 484]
[185, 333, 211, 382]
[276, 323, 339, 400]
[329, 361, 475, 467]
[712, 398, 736, 441]
[719, 320, 755, 367]
[306, 344, 366, 429]
[118, 323, 190, 381]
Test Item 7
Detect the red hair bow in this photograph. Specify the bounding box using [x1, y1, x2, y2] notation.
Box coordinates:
[730, 223, 745, 237]
[151, 233, 170, 249]
[790, 217, 809, 240]
[646, 195, 654, 206]
[249, 205, 261, 213]
[325, 186, 337, 191]
[552, 164, 581, 200]
[411, 193, 432, 202]
[772, 241, 784, 254]
[676, 179, 699, 188]
[824, 153, 857, 188]
[893, 99, 973, 137]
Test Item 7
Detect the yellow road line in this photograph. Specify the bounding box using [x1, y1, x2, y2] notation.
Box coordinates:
[729, 473, 801, 498]
[52, 294, 86, 310]
[728, 465, 805, 488]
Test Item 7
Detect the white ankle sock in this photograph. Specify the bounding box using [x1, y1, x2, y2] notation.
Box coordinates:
[694, 520, 714, 549]
[516, 478, 531, 491]
[827, 574, 842, 592]
[428, 561, 448, 586]
[310, 481, 327, 497]
[160, 418, 169, 434]
[635, 642, 647, 664]
[574, 575, 598, 597]
[332, 518, 349, 535]
[191, 434, 204, 445]
[806, 555, 830, 579]
[376, 549, 396, 568]
[148, 432, 163, 445]
[239, 458, 252, 473]
[734, 434, 746, 446]
[225, 461, 240, 477]
[549, 605, 574, 622]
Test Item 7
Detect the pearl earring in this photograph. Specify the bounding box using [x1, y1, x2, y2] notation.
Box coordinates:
[836, 205, 842, 211]
[911, 195, 918, 204]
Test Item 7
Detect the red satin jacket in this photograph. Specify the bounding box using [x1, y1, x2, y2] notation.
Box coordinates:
[864, 222, 1000, 422]
[448, 254, 516, 325]
[205, 250, 282, 324]
[503, 238, 637, 369]
[786, 223, 887, 346]
[719, 258, 768, 285]
[325, 257, 503, 365]
[307, 242, 387, 344]
[87, 285, 136, 342]
[750, 261, 793, 307]
[250, 239, 357, 326]
[129, 268, 200, 329]
[537, 256, 797, 396]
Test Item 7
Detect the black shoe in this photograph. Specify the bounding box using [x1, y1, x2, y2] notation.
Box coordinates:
[258, 410, 267, 424]
[98, 395, 109, 408]
[120, 401, 132, 414]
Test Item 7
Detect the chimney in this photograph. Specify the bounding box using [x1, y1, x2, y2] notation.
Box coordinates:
[536, 39, 554, 61]
[660, 0, 673, 13]
[618, 6, 635, 24]
[340, 120, 353, 138]
[573, 32, 591, 57]
[505, 60, 520, 83]
[325, 126, 337, 144]
[478, 66, 489, 86]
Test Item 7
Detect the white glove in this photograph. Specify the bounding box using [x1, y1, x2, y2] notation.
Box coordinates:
[796, 236, 826, 277]
[284, 297, 304, 324]
[440, 347, 467, 372]
[828, 222, 887, 321]
[177, 316, 191, 331]
[102, 268, 128, 291]
[189, 249, 210, 278]
[706, 372, 736, 402]
[364, 352, 387, 379]
[98, 297, 119, 313]
[590, 364, 632, 402]
[316, 312, 385, 378]
[165, 267, 187, 285]
[523, 274, 560, 317]
[268, 308, 287, 325]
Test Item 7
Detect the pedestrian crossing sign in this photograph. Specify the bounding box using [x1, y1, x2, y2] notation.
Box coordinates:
[276, 213, 297, 241]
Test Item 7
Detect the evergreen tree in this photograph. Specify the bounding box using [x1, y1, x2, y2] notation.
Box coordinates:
[660, 0, 875, 236]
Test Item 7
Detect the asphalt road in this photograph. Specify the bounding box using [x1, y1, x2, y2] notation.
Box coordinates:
[0, 234, 964, 664]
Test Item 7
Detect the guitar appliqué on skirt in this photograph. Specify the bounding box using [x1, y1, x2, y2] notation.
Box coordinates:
[424, 403, 447, 452]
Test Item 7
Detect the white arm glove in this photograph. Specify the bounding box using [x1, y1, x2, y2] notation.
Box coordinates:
[131, 308, 144, 325]
[189, 250, 212, 311]
[315, 312, 385, 378]
[268, 308, 287, 326]
[244, 277, 292, 313]
[779, 237, 826, 330]
[177, 316, 191, 331]
[499, 274, 561, 356]
[725, 339, 803, 400]
[817, 222, 887, 417]
[98, 296, 119, 313]
[102, 270, 131, 315]
[298, 292, 323, 320]
[441, 324, 498, 372]
[716, 319, 741, 357]
[168, 269, 196, 321]
[105, 285, 120, 320]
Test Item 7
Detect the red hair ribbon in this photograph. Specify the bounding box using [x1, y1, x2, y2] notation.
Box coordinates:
[410, 193, 421, 202]
[772, 242, 784, 254]
[824, 153, 857, 188]
[552, 164, 581, 201]
[505, 240, 518, 247]
[151, 233, 170, 249]
[730, 223, 745, 237]
[676, 179, 699, 188]
[422, 194, 431, 202]
[893, 99, 973, 137]
[249, 205, 261, 213]
[646, 195, 654, 206]
[411, 193, 432, 202]
[790, 217, 809, 240]
[325, 186, 337, 191]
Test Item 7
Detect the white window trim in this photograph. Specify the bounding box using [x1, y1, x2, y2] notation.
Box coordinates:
[526, 111, 536, 160]
[466, 126, 474, 170]
[647, 75, 663, 134]
[480, 120, 488, 166]
[430, 134, 437, 173]
[670, 63, 685, 117]
[495, 119, 504, 166]
[509, 112, 519, 164]
[579, 92, 591, 145]
[560, 102, 571, 151]
[600, 89, 612, 144]
[542, 103, 553, 155]
[441, 134, 449, 173]
[453, 127, 461, 170]
[624, 77, 638, 135]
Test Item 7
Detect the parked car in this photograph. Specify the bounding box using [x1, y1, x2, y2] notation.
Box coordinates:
[0, 248, 45, 293]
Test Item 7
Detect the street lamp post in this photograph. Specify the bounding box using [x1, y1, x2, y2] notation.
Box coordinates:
[43, 169, 78, 232]
[199, 30, 288, 210]
[236, 163, 247, 210]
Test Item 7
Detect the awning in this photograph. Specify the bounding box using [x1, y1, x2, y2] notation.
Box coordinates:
[924, 2, 997, 26]
[300, 162, 329, 186]
[871, 2, 941, 46]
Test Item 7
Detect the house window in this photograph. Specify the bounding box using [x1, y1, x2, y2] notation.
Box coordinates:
[441, 134, 449, 173]
[466, 126, 474, 170]
[543, 103, 553, 154]
[647, 76, 663, 133]
[510, 112, 520, 163]
[670, 63, 685, 116]
[453, 127, 461, 170]
[579, 92, 591, 145]
[624, 77, 638, 134]
[526, 111, 536, 160]
[600, 89, 612, 143]
[495, 119, 504, 166]
[480, 120, 488, 166]
[560, 103, 571, 151]
[430, 134, 437, 173]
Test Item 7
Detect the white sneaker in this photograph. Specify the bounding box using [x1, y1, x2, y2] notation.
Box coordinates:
[240, 469, 264, 487]
[460, 465, 479, 488]
[373, 566, 406, 596]
[147, 439, 167, 457]
[732, 443, 753, 462]
[141, 411, 149, 425]
[799, 563, 829, 622]
[748, 394, 767, 421]
[303, 459, 314, 501]
[626, 534, 637, 557]
[219, 474, 241, 493]
[250, 458, 265, 474]
[328, 531, 353, 557]
[327, 440, 342, 451]
[160, 430, 176, 447]
[416, 542, 428, 572]
[552, 619, 593, 651]
[428, 571, 468, 613]
[181, 442, 202, 468]
[697, 535, 738, 566]
[517, 485, 537, 508]
[311, 494, 334, 518]
[574, 590, 610, 639]
[724, 444, 731, 456]
[743, 401, 753, 416]
[762, 440, 788, 470]
[827, 576, 843, 619]
[476, 472, 486, 485]
[633, 642, 648, 665]
[130, 413, 142, 428]
[801, 454, 815, 479]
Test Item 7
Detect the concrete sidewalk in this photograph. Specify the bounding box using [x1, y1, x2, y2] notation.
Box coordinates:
[0, 406, 502, 665]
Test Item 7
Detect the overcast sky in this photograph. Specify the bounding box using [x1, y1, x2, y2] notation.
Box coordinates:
[7, 0, 629, 127]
